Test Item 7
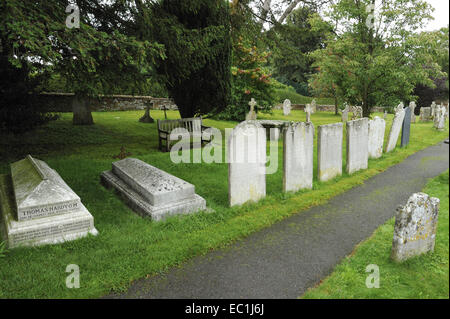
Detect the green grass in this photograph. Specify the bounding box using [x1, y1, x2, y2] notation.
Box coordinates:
[301, 170, 449, 299]
[0, 109, 447, 298]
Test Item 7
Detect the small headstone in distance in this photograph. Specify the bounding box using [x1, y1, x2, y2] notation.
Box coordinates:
[391, 193, 440, 262]
[139, 102, 155, 123]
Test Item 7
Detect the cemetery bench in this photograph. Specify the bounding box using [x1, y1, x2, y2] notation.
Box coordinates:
[157, 117, 212, 152]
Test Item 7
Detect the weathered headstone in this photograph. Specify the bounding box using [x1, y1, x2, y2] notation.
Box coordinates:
[283, 122, 314, 192]
[351, 105, 363, 120]
[436, 104, 446, 131]
[246, 98, 257, 121]
[283, 99, 292, 116]
[385, 103, 406, 153]
[391, 193, 440, 262]
[139, 102, 155, 123]
[420, 107, 432, 122]
[409, 101, 416, 123]
[430, 101, 437, 118]
[101, 158, 206, 220]
[227, 121, 266, 206]
[317, 123, 343, 182]
[383, 110, 387, 120]
[341, 103, 349, 122]
[311, 99, 317, 113]
[401, 106, 411, 147]
[0, 155, 98, 248]
[304, 104, 312, 123]
[346, 118, 369, 174]
[368, 117, 386, 159]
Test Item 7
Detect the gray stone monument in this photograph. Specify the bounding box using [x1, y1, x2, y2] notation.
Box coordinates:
[420, 106, 432, 122]
[409, 101, 416, 123]
[311, 99, 317, 113]
[341, 103, 349, 122]
[246, 98, 257, 121]
[304, 103, 312, 123]
[0, 155, 98, 248]
[401, 106, 411, 147]
[317, 123, 343, 182]
[283, 99, 291, 116]
[101, 158, 206, 221]
[228, 121, 266, 206]
[385, 103, 406, 153]
[283, 122, 314, 192]
[383, 110, 387, 120]
[368, 117, 385, 159]
[430, 101, 437, 118]
[436, 104, 446, 131]
[346, 118, 369, 174]
[391, 193, 440, 262]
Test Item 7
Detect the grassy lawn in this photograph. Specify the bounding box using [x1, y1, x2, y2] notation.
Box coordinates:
[0, 110, 448, 298]
[301, 170, 449, 299]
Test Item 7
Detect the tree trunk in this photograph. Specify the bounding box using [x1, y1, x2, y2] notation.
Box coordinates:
[334, 95, 339, 115]
[72, 95, 94, 125]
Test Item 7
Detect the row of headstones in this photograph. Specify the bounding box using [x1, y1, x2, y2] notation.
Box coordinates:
[228, 102, 411, 207]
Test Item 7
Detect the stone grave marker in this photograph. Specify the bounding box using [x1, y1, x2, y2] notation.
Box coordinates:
[368, 116, 385, 159]
[385, 103, 406, 153]
[283, 99, 291, 116]
[409, 101, 416, 123]
[246, 98, 257, 121]
[346, 118, 369, 174]
[101, 158, 206, 221]
[311, 99, 317, 113]
[420, 106, 432, 122]
[436, 104, 446, 131]
[0, 155, 98, 248]
[383, 110, 387, 120]
[304, 104, 312, 123]
[391, 193, 440, 262]
[341, 103, 349, 122]
[317, 123, 343, 182]
[430, 101, 437, 118]
[401, 106, 411, 147]
[227, 121, 266, 206]
[283, 122, 314, 192]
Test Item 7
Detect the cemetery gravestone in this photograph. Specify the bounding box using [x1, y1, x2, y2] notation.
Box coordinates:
[420, 107, 432, 122]
[346, 118, 369, 174]
[311, 99, 317, 113]
[383, 110, 387, 120]
[430, 101, 437, 118]
[228, 121, 266, 206]
[283, 122, 314, 192]
[401, 106, 411, 147]
[436, 105, 446, 131]
[409, 101, 416, 123]
[317, 123, 343, 182]
[385, 103, 406, 153]
[368, 117, 386, 159]
[246, 98, 257, 121]
[304, 104, 312, 123]
[101, 158, 206, 221]
[341, 103, 349, 122]
[283, 99, 291, 116]
[391, 193, 440, 262]
[0, 155, 98, 248]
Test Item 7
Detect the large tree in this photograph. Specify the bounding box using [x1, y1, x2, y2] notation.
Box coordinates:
[1, 0, 164, 127]
[309, 0, 444, 117]
[149, 0, 232, 118]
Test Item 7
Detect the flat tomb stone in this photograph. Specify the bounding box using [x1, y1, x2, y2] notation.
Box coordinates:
[11, 155, 81, 221]
[391, 192, 440, 262]
[1, 174, 98, 248]
[101, 158, 206, 221]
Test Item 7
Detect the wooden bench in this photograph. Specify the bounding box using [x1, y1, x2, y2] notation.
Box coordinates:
[157, 117, 212, 152]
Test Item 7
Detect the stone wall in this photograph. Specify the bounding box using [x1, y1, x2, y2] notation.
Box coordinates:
[39, 93, 178, 112]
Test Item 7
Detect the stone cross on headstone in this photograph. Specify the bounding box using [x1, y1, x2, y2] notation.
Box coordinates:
[304, 104, 312, 123]
[409, 101, 416, 123]
[246, 98, 257, 121]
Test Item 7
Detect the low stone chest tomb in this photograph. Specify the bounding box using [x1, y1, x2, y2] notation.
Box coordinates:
[101, 158, 206, 221]
[0, 155, 98, 248]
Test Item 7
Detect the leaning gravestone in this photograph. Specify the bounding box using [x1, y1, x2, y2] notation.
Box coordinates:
[228, 121, 266, 206]
[283, 122, 314, 192]
[409, 101, 416, 123]
[401, 106, 411, 147]
[317, 123, 343, 182]
[283, 99, 291, 116]
[101, 158, 206, 221]
[0, 155, 98, 248]
[385, 103, 406, 153]
[368, 117, 385, 159]
[391, 193, 440, 262]
[346, 118, 369, 174]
